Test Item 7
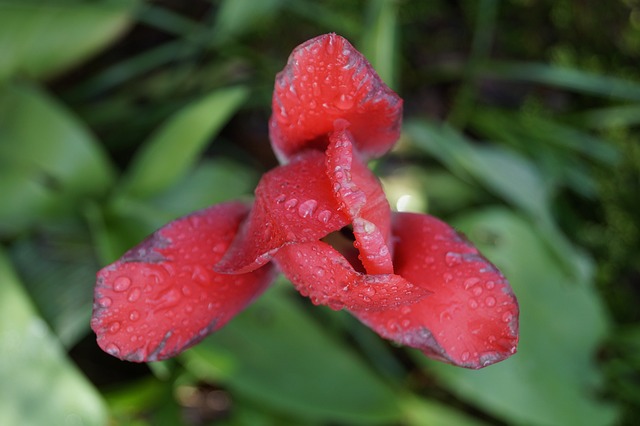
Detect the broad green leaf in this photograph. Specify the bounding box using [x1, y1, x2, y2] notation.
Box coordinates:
[0, 248, 107, 426]
[0, 0, 136, 82]
[481, 61, 640, 102]
[0, 83, 116, 235]
[212, 0, 285, 43]
[405, 119, 553, 225]
[119, 86, 249, 198]
[181, 283, 402, 425]
[417, 208, 619, 426]
[9, 224, 99, 347]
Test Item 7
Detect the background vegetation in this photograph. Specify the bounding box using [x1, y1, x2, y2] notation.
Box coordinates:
[1, 0, 639, 424]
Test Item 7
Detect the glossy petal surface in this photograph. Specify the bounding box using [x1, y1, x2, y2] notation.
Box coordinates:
[325, 126, 393, 275]
[275, 241, 430, 311]
[353, 212, 519, 369]
[270, 33, 403, 162]
[91, 202, 277, 362]
[216, 150, 349, 274]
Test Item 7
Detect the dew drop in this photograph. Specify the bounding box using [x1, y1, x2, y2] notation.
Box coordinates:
[284, 198, 298, 210]
[464, 277, 481, 289]
[485, 296, 496, 307]
[113, 276, 132, 292]
[109, 322, 121, 333]
[181, 285, 192, 296]
[468, 299, 479, 309]
[363, 221, 376, 234]
[363, 286, 376, 297]
[335, 93, 354, 110]
[502, 311, 514, 323]
[129, 310, 140, 321]
[485, 280, 495, 290]
[472, 286, 483, 296]
[127, 288, 141, 302]
[461, 351, 470, 362]
[105, 343, 120, 356]
[445, 252, 462, 267]
[275, 194, 286, 203]
[97, 297, 112, 307]
[401, 319, 411, 328]
[443, 273, 453, 283]
[298, 199, 318, 218]
[400, 305, 412, 315]
[317, 210, 332, 224]
[378, 246, 389, 256]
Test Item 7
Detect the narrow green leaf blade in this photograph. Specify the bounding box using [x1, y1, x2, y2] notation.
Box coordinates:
[119, 86, 249, 198]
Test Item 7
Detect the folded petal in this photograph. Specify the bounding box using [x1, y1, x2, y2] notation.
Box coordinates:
[353, 212, 519, 369]
[215, 150, 349, 274]
[326, 126, 393, 275]
[275, 241, 430, 311]
[270, 33, 403, 162]
[91, 202, 277, 362]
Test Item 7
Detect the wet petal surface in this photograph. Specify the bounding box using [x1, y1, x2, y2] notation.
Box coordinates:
[91, 202, 277, 362]
[215, 150, 349, 274]
[353, 212, 519, 369]
[275, 241, 430, 311]
[270, 33, 403, 161]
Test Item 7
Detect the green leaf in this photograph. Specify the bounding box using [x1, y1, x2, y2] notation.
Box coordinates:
[361, 0, 399, 90]
[405, 119, 553, 224]
[118, 86, 249, 198]
[417, 208, 620, 426]
[480, 61, 640, 102]
[0, 83, 116, 236]
[0, 0, 136, 82]
[212, 0, 285, 43]
[181, 283, 402, 425]
[9, 224, 100, 348]
[0, 248, 107, 426]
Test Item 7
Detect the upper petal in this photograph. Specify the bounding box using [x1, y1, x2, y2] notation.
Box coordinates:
[91, 202, 277, 362]
[353, 212, 519, 369]
[215, 150, 349, 274]
[270, 33, 403, 162]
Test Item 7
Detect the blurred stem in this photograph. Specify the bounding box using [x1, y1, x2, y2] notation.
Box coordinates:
[448, 0, 498, 128]
[83, 200, 116, 266]
[362, 0, 399, 90]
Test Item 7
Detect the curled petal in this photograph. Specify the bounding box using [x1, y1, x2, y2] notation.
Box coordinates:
[270, 33, 402, 162]
[91, 202, 277, 362]
[353, 212, 519, 369]
[215, 151, 349, 274]
[275, 241, 430, 311]
[326, 127, 393, 275]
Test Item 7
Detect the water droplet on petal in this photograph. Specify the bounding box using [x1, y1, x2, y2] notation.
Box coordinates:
[485, 296, 496, 307]
[127, 288, 141, 302]
[275, 194, 286, 203]
[97, 297, 112, 307]
[335, 93, 354, 110]
[472, 286, 483, 296]
[401, 319, 411, 328]
[181, 285, 192, 296]
[113, 276, 132, 292]
[485, 280, 495, 289]
[461, 351, 470, 362]
[400, 306, 412, 315]
[445, 252, 462, 267]
[363, 286, 376, 297]
[105, 343, 120, 356]
[298, 199, 318, 218]
[468, 299, 479, 309]
[317, 210, 332, 224]
[284, 198, 298, 210]
[129, 310, 140, 321]
[109, 322, 121, 333]
[464, 277, 481, 289]
[502, 311, 514, 323]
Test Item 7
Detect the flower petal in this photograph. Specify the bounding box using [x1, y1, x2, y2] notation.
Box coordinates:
[270, 33, 402, 162]
[275, 241, 430, 311]
[91, 202, 277, 362]
[215, 150, 349, 274]
[353, 212, 519, 369]
[326, 126, 393, 274]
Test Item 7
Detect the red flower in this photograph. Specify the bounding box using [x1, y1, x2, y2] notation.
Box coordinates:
[91, 34, 518, 369]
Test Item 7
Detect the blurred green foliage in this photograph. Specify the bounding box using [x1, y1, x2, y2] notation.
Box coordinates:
[1, 0, 639, 424]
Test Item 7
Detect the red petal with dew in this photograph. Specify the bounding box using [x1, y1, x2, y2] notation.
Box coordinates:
[353, 212, 519, 369]
[270, 33, 402, 162]
[215, 150, 349, 274]
[91, 202, 277, 362]
[325, 125, 393, 275]
[275, 241, 430, 311]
